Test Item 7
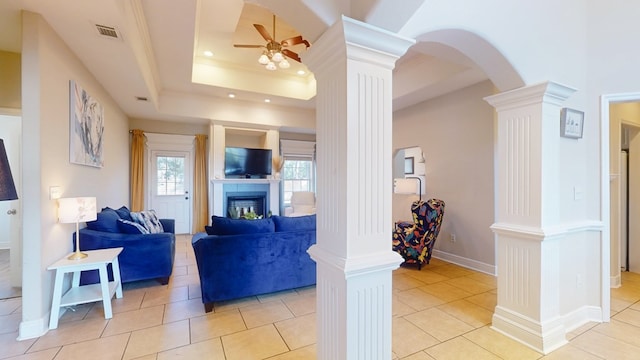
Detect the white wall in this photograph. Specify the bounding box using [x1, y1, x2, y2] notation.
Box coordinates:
[20, 11, 129, 338]
[393, 80, 496, 270]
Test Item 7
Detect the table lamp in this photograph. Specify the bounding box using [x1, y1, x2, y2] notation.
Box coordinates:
[58, 197, 97, 260]
[393, 177, 423, 201]
[0, 139, 18, 201]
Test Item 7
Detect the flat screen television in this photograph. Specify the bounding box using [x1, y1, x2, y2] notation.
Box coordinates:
[224, 147, 272, 178]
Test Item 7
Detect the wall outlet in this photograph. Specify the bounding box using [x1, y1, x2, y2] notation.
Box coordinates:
[450, 233, 456, 242]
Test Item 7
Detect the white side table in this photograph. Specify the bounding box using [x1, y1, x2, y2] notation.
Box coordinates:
[47, 247, 124, 329]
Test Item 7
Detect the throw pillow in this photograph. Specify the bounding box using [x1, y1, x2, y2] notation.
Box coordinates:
[115, 206, 133, 221]
[130, 210, 165, 234]
[86, 208, 120, 233]
[101, 206, 133, 221]
[208, 216, 275, 235]
[117, 218, 150, 234]
[272, 214, 316, 232]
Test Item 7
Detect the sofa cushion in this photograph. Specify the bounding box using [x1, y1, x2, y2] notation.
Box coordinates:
[207, 216, 275, 235]
[117, 218, 150, 234]
[131, 210, 165, 234]
[272, 214, 316, 232]
[115, 206, 133, 221]
[86, 208, 120, 233]
[101, 206, 133, 222]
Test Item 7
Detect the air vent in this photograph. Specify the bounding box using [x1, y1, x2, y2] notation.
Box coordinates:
[95, 24, 119, 39]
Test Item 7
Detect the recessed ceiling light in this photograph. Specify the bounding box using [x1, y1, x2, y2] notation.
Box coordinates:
[297, 70, 306, 75]
[228, 93, 236, 98]
[204, 50, 213, 57]
[264, 99, 271, 103]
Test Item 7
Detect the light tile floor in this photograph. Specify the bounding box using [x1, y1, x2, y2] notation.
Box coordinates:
[1, 234, 640, 359]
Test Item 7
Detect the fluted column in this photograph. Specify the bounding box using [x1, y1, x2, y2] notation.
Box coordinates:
[485, 82, 578, 353]
[304, 16, 414, 359]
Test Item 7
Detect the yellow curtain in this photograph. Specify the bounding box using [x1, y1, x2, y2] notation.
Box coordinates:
[130, 129, 145, 211]
[193, 134, 209, 233]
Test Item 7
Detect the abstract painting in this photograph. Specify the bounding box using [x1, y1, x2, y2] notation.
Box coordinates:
[69, 80, 104, 167]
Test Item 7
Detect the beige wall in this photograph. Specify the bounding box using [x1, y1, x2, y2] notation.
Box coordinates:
[130, 117, 208, 136]
[20, 11, 130, 333]
[0, 50, 20, 109]
[393, 80, 496, 270]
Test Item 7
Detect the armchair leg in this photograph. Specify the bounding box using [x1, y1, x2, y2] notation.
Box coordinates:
[204, 302, 214, 313]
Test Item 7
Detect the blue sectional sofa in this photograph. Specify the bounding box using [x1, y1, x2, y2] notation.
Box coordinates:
[192, 214, 316, 312]
[74, 206, 176, 285]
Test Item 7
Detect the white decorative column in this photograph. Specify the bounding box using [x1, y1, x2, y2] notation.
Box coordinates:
[484, 82, 577, 353]
[304, 16, 414, 359]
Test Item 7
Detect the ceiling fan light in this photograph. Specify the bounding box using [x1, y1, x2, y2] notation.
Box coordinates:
[266, 61, 277, 71]
[279, 59, 290, 69]
[272, 52, 284, 62]
[258, 54, 270, 65]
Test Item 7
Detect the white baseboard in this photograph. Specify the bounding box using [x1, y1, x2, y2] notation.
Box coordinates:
[562, 305, 604, 332]
[0, 241, 9, 250]
[611, 274, 621, 288]
[492, 306, 567, 354]
[432, 249, 496, 275]
[18, 317, 48, 340]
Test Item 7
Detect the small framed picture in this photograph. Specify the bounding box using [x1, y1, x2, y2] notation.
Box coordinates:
[560, 108, 584, 139]
[404, 157, 414, 174]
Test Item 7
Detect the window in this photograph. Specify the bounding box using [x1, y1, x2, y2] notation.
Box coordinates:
[156, 155, 185, 195]
[280, 140, 316, 206]
[282, 158, 314, 205]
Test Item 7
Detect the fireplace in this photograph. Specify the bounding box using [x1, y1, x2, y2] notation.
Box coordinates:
[212, 179, 280, 217]
[225, 192, 267, 218]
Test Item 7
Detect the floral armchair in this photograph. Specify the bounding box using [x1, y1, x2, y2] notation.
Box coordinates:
[392, 198, 445, 270]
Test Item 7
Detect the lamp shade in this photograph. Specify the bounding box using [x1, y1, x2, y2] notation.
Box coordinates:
[0, 139, 18, 201]
[58, 197, 97, 224]
[394, 178, 418, 194]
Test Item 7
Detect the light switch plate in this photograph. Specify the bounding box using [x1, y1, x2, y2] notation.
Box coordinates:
[50, 186, 62, 200]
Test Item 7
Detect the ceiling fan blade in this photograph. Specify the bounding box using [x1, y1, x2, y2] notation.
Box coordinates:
[233, 44, 264, 48]
[253, 23, 273, 42]
[281, 36, 310, 48]
[282, 49, 301, 62]
[280, 36, 303, 47]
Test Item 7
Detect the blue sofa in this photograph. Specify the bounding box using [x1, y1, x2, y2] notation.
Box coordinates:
[192, 214, 316, 312]
[74, 206, 176, 285]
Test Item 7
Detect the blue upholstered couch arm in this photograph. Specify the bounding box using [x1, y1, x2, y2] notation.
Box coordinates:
[160, 218, 175, 234]
[75, 227, 176, 284]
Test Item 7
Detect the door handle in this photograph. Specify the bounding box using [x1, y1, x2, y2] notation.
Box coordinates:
[7, 209, 16, 215]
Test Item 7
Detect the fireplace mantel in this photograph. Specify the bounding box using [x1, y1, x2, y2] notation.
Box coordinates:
[212, 178, 280, 185]
[211, 178, 281, 217]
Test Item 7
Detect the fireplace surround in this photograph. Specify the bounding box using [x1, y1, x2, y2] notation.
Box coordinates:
[211, 179, 281, 217]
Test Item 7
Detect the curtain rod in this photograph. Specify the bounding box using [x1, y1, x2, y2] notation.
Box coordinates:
[129, 130, 207, 138]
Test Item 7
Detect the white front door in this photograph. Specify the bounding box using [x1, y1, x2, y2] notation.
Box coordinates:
[0, 114, 22, 288]
[150, 151, 191, 234]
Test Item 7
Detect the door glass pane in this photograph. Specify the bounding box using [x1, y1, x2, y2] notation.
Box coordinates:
[157, 155, 185, 195]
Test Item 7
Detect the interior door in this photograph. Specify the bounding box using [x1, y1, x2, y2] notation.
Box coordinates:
[0, 114, 22, 288]
[621, 150, 628, 271]
[150, 151, 191, 234]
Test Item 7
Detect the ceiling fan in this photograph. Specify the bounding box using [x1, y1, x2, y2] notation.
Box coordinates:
[234, 15, 310, 70]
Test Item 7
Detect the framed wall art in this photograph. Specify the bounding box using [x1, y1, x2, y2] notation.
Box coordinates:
[560, 107, 584, 139]
[69, 80, 104, 167]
